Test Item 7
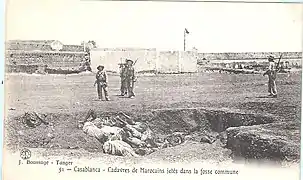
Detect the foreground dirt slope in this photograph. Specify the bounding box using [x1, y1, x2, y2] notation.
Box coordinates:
[226, 121, 300, 162]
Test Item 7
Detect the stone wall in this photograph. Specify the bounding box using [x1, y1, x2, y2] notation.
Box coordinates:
[6, 64, 39, 74]
[61, 45, 84, 52]
[5, 51, 86, 69]
[5, 40, 86, 70]
[6, 41, 83, 52]
[6, 42, 53, 51]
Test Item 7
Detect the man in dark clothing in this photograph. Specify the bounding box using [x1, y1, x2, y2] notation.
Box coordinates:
[119, 63, 127, 96]
[94, 65, 110, 101]
[125, 59, 136, 98]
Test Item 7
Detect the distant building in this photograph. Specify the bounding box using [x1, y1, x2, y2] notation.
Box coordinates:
[5, 40, 86, 70]
[6, 40, 84, 52]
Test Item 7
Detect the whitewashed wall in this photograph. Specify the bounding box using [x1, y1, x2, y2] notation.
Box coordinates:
[180, 51, 198, 72]
[157, 51, 180, 73]
[90, 49, 198, 73]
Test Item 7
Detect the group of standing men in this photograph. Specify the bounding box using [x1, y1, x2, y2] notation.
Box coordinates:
[94, 58, 136, 101]
[93, 55, 280, 101]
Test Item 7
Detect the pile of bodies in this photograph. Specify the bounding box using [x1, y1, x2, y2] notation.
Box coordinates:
[78, 110, 186, 157]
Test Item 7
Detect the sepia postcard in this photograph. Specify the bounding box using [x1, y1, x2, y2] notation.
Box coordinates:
[3, 0, 302, 179]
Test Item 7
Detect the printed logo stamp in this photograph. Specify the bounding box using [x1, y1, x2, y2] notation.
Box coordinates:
[20, 148, 31, 160]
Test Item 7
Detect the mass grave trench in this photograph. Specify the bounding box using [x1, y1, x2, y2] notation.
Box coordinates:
[8, 107, 299, 162]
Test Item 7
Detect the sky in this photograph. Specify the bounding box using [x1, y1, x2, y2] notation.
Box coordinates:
[5, 0, 303, 52]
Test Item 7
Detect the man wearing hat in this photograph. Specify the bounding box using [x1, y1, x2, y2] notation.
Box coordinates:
[119, 62, 128, 96]
[94, 65, 110, 101]
[263, 55, 277, 98]
[83, 53, 92, 72]
[125, 59, 136, 98]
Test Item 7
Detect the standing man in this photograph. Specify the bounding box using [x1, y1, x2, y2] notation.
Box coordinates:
[119, 63, 127, 96]
[125, 59, 136, 98]
[263, 55, 277, 98]
[94, 65, 110, 101]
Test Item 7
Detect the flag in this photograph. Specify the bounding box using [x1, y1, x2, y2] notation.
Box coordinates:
[185, 28, 189, 34]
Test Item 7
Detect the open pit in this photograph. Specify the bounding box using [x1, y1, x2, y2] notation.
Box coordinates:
[5, 107, 300, 164]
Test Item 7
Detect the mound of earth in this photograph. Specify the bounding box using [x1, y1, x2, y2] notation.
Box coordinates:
[145, 140, 232, 163]
[136, 108, 277, 135]
[5, 112, 103, 152]
[226, 121, 300, 162]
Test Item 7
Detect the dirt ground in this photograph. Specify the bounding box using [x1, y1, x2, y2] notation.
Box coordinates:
[4, 71, 302, 165]
[5, 72, 301, 118]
